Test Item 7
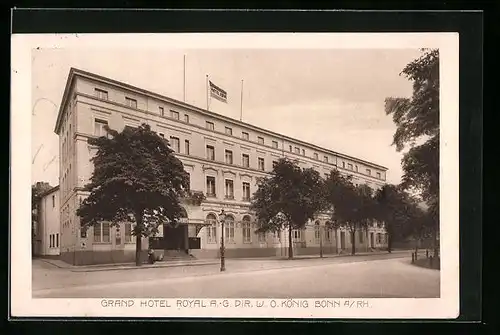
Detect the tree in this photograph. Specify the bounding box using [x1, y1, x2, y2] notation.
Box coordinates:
[76, 123, 191, 266]
[324, 170, 375, 255]
[385, 48, 440, 257]
[32, 181, 53, 255]
[251, 158, 325, 259]
[374, 184, 420, 253]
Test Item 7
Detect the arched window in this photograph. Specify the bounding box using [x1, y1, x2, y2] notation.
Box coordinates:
[325, 221, 332, 242]
[242, 215, 251, 243]
[314, 221, 321, 242]
[206, 213, 217, 243]
[224, 215, 235, 242]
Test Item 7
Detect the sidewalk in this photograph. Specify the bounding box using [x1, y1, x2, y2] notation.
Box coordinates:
[37, 249, 417, 273]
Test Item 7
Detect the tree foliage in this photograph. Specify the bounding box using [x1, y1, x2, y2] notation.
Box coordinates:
[76, 123, 191, 266]
[374, 184, 425, 252]
[324, 170, 376, 255]
[250, 158, 325, 259]
[385, 48, 440, 254]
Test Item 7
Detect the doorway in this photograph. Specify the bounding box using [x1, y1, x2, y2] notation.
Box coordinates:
[340, 231, 346, 250]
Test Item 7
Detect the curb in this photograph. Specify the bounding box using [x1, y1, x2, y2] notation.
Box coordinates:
[70, 261, 219, 273]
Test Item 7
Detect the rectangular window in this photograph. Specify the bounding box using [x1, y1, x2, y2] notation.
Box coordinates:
[102, 222, 110, 243]
[272, 141, 278, 149]
[125, 223, 132, 242]
[184, 114, 189, 123]
[56, 233, 59, 248]
[49, 234, 52, 248]
[94, 119, 108, 137]
[225, 150, 233, 164]
[348, 163, 353, 170]
[242, 154, 250, 168]
[257, 136, 264, 145]
[225, 127, 233, 135]
[355, 165, 359, 172]
[367, 169, 372, 176]
[295, 147, 300, 154]
[225, 179, 234, 199]
[272, 161, 278, 168]
[170, 137, 180, 153]
[184, 140, 190, 155]
[302, 149, 305, 156]
[376, 172, 381, 179]
[258, 157, 265, 171]
[342, 162, 346, 168]
[324, 156, 328, 163]
[242, 182, 251, 201]
[95, 88, 108, 100]
[206, 145, 215, 161]
[206, 121, 215, 131]
[159, 106, 164, 116]
[170, 110, 179, 120]
[314, 153, 318, 160]
[80, 227, 87, 238]
[289, 145, 293, 152]
[125, 97, 137, 109]
[206, 176, 216, 197]
[52, 195, 55, 208]
[242, 132, 249, 140]
[94, 223, 102, 242]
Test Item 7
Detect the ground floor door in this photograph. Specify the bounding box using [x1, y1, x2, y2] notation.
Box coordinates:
[370, 232, 375, 248]
[162, 224, 188, 250]
[340, 232, 346, 250]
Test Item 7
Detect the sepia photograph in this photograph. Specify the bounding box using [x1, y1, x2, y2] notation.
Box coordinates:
[11, 32, 460, 318]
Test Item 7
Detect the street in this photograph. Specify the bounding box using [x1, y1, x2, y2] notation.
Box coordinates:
[32, 252, 439, 299]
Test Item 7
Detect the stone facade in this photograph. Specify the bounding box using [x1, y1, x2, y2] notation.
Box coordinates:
[54, 68, 388, 265]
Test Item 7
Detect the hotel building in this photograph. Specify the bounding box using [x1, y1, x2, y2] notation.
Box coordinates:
[54, 68, 389, 265]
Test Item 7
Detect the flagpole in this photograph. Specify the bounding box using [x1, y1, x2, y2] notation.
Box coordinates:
[206, 74, 209, 111]
[183, 54, 186, 102]
[240, 79, 244, 121]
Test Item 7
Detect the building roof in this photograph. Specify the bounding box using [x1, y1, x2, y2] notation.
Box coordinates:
[38, 185, 59, 199]
[54, 67, 388, 171]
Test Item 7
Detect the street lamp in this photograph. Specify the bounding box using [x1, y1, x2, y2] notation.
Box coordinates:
[218, 209, 226, 272]
[319, 225, 323, 258]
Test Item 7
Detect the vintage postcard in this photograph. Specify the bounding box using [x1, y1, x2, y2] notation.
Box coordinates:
[11, 32, 459, 319]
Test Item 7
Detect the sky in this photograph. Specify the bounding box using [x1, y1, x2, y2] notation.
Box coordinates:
[31, 47, 422, 187]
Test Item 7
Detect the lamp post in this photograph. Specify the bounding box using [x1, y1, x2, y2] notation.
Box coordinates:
[219, 209, 226, 272]
[319, 225, 323, 258]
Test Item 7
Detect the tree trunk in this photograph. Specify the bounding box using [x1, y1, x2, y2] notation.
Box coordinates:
[288, 225, 293, 259]
[387, 232, 392, 253]
[351, 229, 356, 255]
[334, 228, 338, 254]
[433, 223, 439, 258]
[135, 215, 143, 266]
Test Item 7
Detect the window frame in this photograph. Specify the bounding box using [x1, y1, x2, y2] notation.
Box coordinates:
[206, 121, 215, 131]
[206, 176, 216, 197]
[242, 154, 250, 168]
[242, 132, 249, 140]
[257, 136, 264, 145]
[272, 140, 278, 149]
[225, 149, 233, 164]
[170, 110, 180, 120]
[225, 179, 234, 199]
[170, 136, 180, 153]
[258, 157, 265, 171]
[242, 182, 251, 201]
[225, 126, 233, 136]
[94, 88, 108, 100]
[184, 140, 190, 155]
[125, 97, 138, 109]
[206, 145, 215, 161]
